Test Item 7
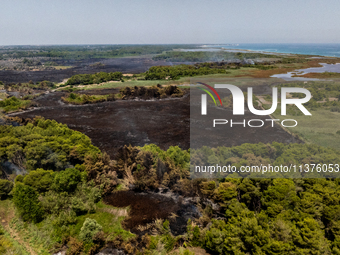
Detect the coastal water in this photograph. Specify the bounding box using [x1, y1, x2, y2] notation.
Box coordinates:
[208, 43, 340, 58]
[271, 63, 340, 81]
[202, 43, 340, 81]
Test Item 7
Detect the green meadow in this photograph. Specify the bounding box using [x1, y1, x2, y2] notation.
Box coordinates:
[281, 109, 340, 150]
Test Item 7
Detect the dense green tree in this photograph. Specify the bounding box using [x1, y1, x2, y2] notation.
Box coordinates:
[0, 117, 100, 171]
[12, 183, 44, 223]
[23, 168, 55, 193]
[292, 218, 331, 254]
[0, 179, 13, 199]
[144, 65, 226, 80]
[264, 179, 300, 217]
[53, 168, 81, 193]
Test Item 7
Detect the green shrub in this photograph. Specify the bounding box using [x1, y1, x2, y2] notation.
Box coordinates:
[0, 179, 13, 199]
[0, 97, 31, 112]
[23, 168, 55, 193]
[52, 210, 77, 227]
[79, 218, 102, 243]
[40, 190, 70, 215]
[14, 175, 24, 183]
[12, 183, 44, 222]
[0, 117, 101, 171]
[53, 168, 81, 193]
[69, 93, 77, 100]
[331, 106, 340, 112]
[191, 226, 201, 247]
[38, 80, 54, 88]
[178, 247, 195, 255]
[63, 93, 111, 105]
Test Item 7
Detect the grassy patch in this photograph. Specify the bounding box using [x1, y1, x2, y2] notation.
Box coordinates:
[10, 217, 54, 255]
[0, 226, 30, 255]
[0, 200, 134, 254]
[52, 65, 73, 70]
[0, 200, 31, 255]
[69, 201, 134, 241]
[0, 97, 31, 113]
[258, 80, 340, 150]
[284, 109, 340, 150]
[269, 107, 340, 150]
[0, 200, 14, 222]
[1, 201, 53, 255]
[62, 93, 115, 105]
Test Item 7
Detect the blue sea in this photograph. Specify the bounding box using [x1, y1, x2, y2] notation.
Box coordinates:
[208, 43, 340, 57]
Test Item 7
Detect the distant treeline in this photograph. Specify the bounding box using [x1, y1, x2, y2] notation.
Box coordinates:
[144, 64, 226, 80]
[0, 45, 198, 60]
[65, 72, 123, 85]
[152, 51, 280, 62]
[64, 61, 275, 84]
[62, 85, 184, 105]
[4, 80, 55, 90]
[119, 84, 184, 99]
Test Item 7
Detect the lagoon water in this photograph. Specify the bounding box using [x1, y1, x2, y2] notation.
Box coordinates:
[271, 63, 340, 81]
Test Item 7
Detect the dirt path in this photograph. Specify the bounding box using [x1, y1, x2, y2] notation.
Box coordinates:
[5, 224, 37, 255]
[0, 201, 37, 255]
[257, 95, 271, 105]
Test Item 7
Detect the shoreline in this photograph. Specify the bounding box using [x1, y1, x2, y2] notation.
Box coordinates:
[199, 43, 340, 58]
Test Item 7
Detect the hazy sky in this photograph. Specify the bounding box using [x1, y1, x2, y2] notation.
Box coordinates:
[1, 0, 340, 45]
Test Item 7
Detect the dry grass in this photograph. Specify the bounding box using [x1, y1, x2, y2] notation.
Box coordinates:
[168, 213, 178, 222]
[99, 207, 129, 217]
[170, 247, 211, 255]
[135, 218, 164, 235]
[297, 72, 340, 79]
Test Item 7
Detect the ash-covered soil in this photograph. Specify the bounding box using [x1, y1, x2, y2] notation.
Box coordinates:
[10, 85, 301, 158]
[103, 191, 200, 235]
[11, 91, 191, 157]
[0, 57, 192, 84]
